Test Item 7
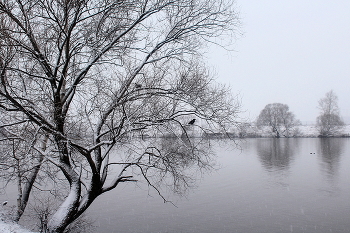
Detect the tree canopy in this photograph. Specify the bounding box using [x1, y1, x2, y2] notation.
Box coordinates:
[256, 103, 300, 138]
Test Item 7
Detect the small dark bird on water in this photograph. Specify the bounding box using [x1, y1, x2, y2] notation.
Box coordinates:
[2, 201, 8, 206]
[188, 119, 196, 125]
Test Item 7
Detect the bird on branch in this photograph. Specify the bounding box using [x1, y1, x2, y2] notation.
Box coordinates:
[188, 119, 196, 125]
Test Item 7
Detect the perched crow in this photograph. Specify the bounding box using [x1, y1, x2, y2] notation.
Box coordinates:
[135, 83, 142, 89]
[188, 119, 196, 125]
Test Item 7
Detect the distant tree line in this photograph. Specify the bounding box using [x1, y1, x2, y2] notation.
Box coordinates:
[255, 90, 345, 138]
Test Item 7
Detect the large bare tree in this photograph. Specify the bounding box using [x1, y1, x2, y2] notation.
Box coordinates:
[256, 103, 300, 138]
[316, 90, 344, 137]
[0, 0, 240, 232]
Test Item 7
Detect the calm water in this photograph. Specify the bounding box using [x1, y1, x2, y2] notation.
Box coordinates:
[1, 138, 349, 232]
[87, 138, 350, 233]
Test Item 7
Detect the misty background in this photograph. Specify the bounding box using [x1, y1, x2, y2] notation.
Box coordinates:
[207, 0, 350, 124]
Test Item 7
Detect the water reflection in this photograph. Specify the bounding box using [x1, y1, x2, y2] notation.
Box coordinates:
[317, 138, 344, 180]
[86, 139, 350, 232]
[256, 138, 298, 172]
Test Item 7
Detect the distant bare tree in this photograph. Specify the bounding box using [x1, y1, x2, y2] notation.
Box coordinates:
[0, 0, 240, 232]
[316, 90, 344, 137]
[257, 103, 300, 138]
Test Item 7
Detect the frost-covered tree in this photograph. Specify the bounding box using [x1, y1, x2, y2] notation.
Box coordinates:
[257, 103, 300, 138]
[0, 0, 240, 232]
[316, 90, 344, 137]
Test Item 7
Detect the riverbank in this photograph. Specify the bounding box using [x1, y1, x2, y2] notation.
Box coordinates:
[0, 210, 33, 233]
[0, 222, 32, 233]
[0, 219, 32, 233]
[235, 124, 350, 138]
[199, 124, 350, 138]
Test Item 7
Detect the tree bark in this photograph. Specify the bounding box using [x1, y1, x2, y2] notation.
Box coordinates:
[15, 161, 42, 221]
[14, 135, 48, 222]
[47, 180, 81, 233]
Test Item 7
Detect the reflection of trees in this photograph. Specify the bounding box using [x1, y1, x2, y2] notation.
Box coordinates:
[256, 138, 298, 172]
[135, 136, 215, 195]
[317, 138, 344, 180]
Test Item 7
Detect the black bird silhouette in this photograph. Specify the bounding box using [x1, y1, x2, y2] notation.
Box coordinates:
[2, 201, 8, 206]
[188, 119, 196, 125]
[135, 83, 142, 89]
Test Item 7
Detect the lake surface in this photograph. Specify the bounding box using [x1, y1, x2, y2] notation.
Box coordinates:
[87, 138, 350, 233]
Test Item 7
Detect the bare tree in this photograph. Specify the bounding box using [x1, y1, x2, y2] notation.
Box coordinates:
[256, 103, 300, 138]
[0, 0, 240, 232]
[316, 90, 344, 137]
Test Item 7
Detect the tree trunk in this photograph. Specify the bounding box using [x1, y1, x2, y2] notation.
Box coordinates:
[15, 168, 23, 222]
[14, 135, 48, 222]
[276, 131, 280, 138]
[15, 164, 39, 221]
[47, 180, 81, 233]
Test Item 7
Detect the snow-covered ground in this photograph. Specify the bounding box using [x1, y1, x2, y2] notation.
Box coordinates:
[297, 124, 350, 137]
[0, 208, 34, 233]
[239, 124, 350, 138]
[0, 221, 33, 233]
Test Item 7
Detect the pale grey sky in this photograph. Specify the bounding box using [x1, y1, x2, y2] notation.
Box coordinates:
[208, 0, 350, 123]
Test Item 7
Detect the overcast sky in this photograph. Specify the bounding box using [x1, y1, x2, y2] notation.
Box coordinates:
[207, 0, 350, 123]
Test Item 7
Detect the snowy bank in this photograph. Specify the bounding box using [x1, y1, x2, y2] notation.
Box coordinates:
[236, 124, 350, 138]
[0, 209, 33, 233]
[0, 221, 33, 233]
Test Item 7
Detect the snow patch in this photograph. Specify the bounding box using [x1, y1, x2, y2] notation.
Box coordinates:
[0, 221, 34, 233]
[0, 210, 34, 233]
